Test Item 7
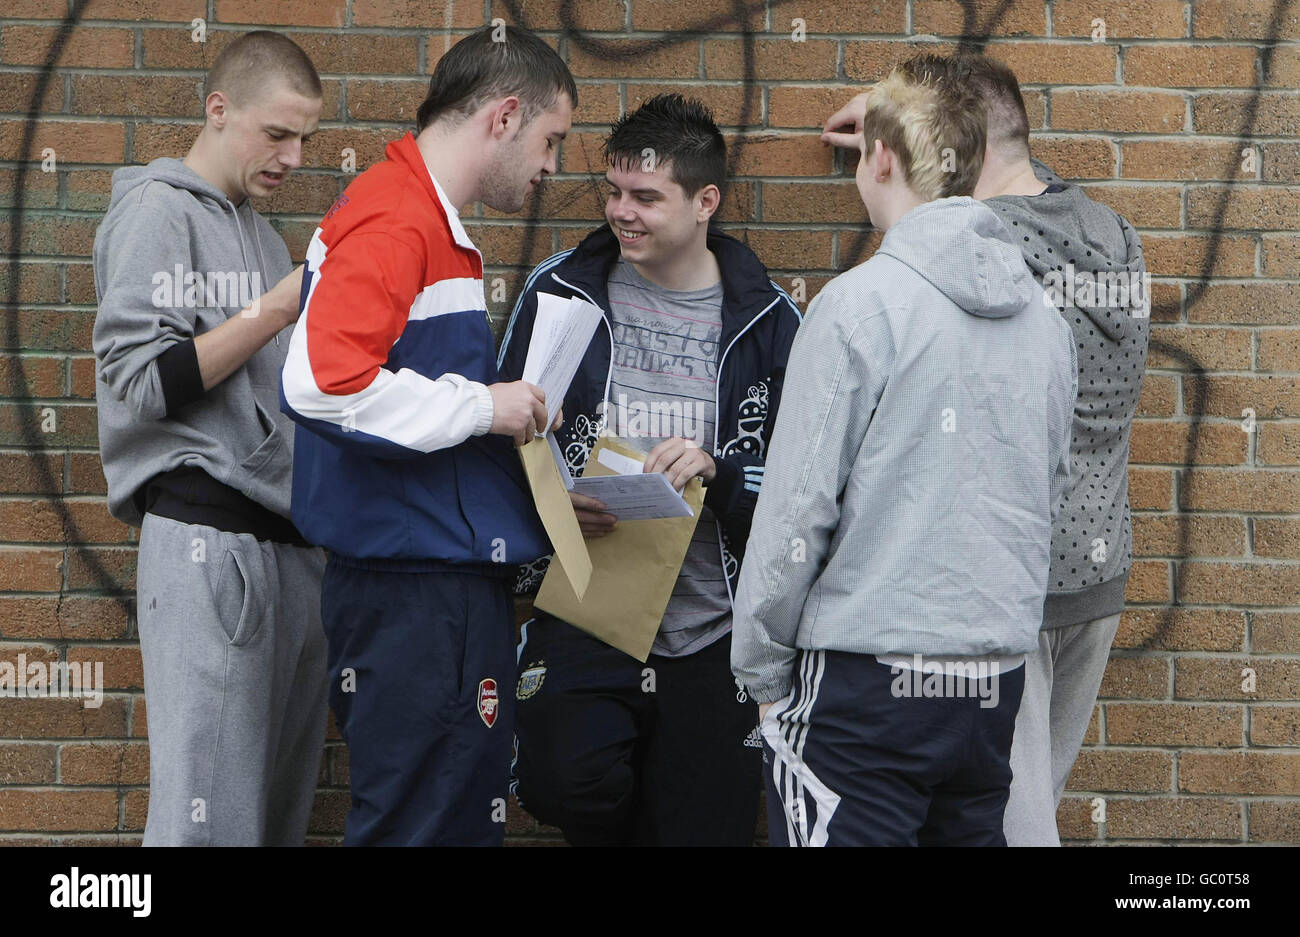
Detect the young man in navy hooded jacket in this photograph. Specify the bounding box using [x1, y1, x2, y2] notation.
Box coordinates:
[498, 94, 802, 845]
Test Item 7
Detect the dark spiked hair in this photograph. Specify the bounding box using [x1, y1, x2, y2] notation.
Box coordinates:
[417, 24, 577, 132]
[604, 93, 727, 196]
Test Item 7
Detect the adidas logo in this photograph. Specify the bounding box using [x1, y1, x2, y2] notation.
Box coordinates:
[743, 724, 763, 749]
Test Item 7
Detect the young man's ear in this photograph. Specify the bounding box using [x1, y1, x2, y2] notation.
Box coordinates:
[486, 96, 523, 140]
[873, 137, 892, 184]
[204, 91, 231, 129]
[696, 184, 721, 223]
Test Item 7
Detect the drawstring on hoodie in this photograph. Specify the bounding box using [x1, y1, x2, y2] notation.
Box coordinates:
[227, 199, 277, 345]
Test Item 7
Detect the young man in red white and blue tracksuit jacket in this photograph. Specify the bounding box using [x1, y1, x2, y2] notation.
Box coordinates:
[498, 221, 802, 845]
[278, 131, 553, 846]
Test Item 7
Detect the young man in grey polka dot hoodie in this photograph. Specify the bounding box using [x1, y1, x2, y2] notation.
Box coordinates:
[960, 53, 1152, 845]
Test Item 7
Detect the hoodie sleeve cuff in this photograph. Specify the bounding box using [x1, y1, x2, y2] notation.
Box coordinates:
[156, 338, 205, 417]
[469, 381, 494, 436]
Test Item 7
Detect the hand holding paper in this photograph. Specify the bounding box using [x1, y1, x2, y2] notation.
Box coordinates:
[521, 293, 605, 437]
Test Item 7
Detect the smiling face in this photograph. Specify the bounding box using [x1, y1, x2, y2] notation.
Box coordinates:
[211, 81, 321, 203]
[479, 92, 572, 213]
[604, 157, 716, 268]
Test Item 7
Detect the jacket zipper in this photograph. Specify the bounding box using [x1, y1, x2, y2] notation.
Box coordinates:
[712, 295, 781, 609]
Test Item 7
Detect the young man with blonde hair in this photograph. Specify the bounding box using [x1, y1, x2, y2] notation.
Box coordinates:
[731, 59, 1077, 846]
[93, 30, 324, 845]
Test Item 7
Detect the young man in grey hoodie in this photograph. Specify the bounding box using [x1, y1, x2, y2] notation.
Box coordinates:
[965, 52, 1151, 846]
[731, 58, 1077, 846]
[92, 31, 325, 845]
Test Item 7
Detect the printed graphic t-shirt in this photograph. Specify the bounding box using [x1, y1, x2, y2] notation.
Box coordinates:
[605, 258, 732, 658]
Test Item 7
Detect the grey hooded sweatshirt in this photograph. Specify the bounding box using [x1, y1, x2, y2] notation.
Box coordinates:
[730, 196, 1077, 704]
[988, 161, 1150, 628]
[93, 158, 296, 526]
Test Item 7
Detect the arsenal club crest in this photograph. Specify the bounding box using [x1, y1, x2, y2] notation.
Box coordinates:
[478, 677, 499, 727]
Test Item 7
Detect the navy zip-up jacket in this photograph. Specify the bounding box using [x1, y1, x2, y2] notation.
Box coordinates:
[497, 224, 802, 599]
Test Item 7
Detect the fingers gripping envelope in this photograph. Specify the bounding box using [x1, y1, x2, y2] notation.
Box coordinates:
[514, 294, 704, 662]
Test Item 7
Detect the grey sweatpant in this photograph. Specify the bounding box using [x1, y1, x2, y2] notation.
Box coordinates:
[136, 513, 328, 845]
[1003, 612, 1121, 847]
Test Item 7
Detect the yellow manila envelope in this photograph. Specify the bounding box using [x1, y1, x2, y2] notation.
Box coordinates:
[535, 436, 705, 662]
[518, 434, 592, 599]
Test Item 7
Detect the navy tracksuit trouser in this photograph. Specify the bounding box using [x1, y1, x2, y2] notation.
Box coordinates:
[763, 649, 1025, 847]
[322, 556, 517, 846]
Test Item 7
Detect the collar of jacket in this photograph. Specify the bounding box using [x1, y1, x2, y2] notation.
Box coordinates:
[549, 223, 782, 349]
[385, 131, 481, 257]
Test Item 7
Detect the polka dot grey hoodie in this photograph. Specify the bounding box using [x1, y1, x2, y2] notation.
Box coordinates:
[988, 161, 1150, 629]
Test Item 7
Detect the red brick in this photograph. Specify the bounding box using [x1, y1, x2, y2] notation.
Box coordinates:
[1249, 802, 1300, 841]
[703, 38, 838, 81]
[215, 0, 345, 27]
[1180, 752, 1300, 794]
[1141, 235, 1256, 277]
[354, 0, 483, 27]
[0, 26, 133, 68]
[1192, 92, 1300, 136]
[1051, 89, 1186, 133]
[1118, 607, 1246, 652]
[1066, 750, 1174, 792]
[568, 38, 699, 80]
[1124, 44, 1258, 88]
[1258, 422, 1300, 465]
[912, 0, 1046, 36]
[1129, 468, 1174, 510]
[0, 120, 126, 164]
[0, 697, 129, 739]
[1188, 185, 1300, 232]
[1106, 703, 1243, 746]
[1125, 559, 1171, 603]
[984, 41, 1117, 85]
[0, 790, 118, 832]
[1194, 0, 1300, 38]
[1054, 0, 1189, 38]
[843, 40, 961, 81]
[1251, 706, 1300, 745]
[1099, 655, 1170, 699]
[60, 742, 150, 785]
[492, 0, 626, 31]
[0, 744, 57, 784]
[1028, 136, 1114, 178]
[1122, 141, 1254, 182]
[1179, 563, 1300, 607]
[1255, 613, 1300, 653]
[1104, 797, 1241, 840]
[1079, 184, 1182, 228]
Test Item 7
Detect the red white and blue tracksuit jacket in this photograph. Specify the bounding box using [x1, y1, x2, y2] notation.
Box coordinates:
[280, 132, 549, 565]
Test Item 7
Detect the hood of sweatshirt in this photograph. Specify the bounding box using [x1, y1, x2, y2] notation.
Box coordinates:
[875, 196, 1041, 320]
[987, 176, 1146, 343]
[106, 158, 269, 281]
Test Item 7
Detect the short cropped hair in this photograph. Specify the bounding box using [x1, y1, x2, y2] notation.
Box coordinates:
[860, 55, 986, 200]
[417, 25, 577, 133]
[604, 93, 727, 196]
[950, 52, 1031, 157]
[204, 31, 321, 108]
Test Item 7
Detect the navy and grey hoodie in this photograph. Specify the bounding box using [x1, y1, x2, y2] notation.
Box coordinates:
[989, 160, 1151, 628]
[730, 197, 1078, 704]
[93, 158, 296, 527]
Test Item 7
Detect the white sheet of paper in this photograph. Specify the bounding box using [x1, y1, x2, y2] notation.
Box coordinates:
[521, 293, 604, 436]
[571, 473, 694, 520]
[546, 432, 694, 520]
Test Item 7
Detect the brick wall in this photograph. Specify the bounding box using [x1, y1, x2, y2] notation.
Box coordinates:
[1, 0, 1296, 845]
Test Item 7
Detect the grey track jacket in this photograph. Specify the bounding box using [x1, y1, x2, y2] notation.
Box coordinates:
[730, 196, 1078, 703]
[93, 158, 295, 526]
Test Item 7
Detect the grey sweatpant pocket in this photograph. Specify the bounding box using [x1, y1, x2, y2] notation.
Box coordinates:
[136, 513, 327, 846]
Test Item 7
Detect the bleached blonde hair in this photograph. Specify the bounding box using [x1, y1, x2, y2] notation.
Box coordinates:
[860, 58, 986, 201]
